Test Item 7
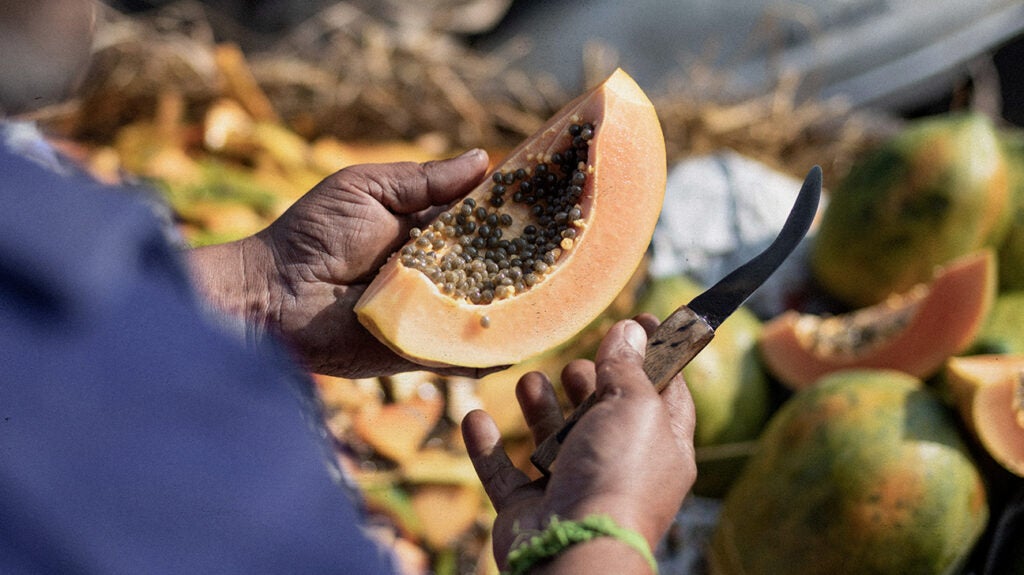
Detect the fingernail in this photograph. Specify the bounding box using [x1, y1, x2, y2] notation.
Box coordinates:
[454, 148, 485, 161]
[623, 320, 646, 354]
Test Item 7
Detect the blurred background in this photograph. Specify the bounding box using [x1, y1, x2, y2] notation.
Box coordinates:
[103, 0, 1024, 124]
[31, 0, 1020, 218]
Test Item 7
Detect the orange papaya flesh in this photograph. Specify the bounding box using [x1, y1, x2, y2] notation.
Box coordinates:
[355, 69, 666, 367]
[710, 370, 988, 575]
[759, 250, 995, 390]
[945, 355, 1024, 478]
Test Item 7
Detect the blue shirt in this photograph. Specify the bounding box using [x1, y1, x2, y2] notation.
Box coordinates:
[0, 129, 396, 574]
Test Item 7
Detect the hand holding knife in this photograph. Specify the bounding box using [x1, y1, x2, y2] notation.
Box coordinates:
[530, 165, 823, 475]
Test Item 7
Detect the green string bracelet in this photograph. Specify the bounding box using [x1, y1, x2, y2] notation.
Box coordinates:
[505, 515, 658, 574]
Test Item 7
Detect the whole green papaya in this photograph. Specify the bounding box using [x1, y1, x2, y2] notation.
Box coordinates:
[710, 370, 988, 575]
[812, 113, 1011, 307]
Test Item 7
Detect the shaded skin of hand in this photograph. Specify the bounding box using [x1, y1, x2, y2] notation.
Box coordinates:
[188, 149, 502, 378]
[462, 317, 697, 572]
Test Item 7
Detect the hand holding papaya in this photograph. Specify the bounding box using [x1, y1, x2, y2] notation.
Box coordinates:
[188, 149, 495, 378]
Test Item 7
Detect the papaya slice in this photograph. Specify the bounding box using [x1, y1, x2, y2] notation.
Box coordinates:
[759, 250, 996, 390]
[355, 69, 666, 367]
[944, 355, 1024, 478]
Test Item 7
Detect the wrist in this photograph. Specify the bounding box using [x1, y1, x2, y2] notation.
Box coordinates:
[531, 536, 656, 575]
[186, 235, 276, 332]
[505, 515, 658, 575]
[550, 498, 663, 552]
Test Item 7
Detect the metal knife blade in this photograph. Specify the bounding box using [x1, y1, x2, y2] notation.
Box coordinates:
[530, 165, 822, 474]
[686, 165, 822, 331]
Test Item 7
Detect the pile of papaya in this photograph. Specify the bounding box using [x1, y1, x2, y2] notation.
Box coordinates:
[680, 112, 1024, 574]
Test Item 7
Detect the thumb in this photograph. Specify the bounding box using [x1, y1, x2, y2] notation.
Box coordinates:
[331, 148, 489, 215]
[595, 319, 647, 365]
[593, 320, 651, 399]
[420, 148, 490, 206]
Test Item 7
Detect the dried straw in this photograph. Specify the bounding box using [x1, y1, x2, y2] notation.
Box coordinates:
[40, 0, 880, 181]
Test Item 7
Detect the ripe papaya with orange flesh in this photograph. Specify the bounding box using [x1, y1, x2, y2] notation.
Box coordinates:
[710, 370, 988, 575]
[812, 113, 1011, 307]
[355, 69, 666, 367]
[944, 354, 1024, 478]
[759, 250, 995, 390]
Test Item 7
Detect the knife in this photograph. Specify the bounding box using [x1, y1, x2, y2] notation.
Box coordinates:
[530, 165, 822, 475]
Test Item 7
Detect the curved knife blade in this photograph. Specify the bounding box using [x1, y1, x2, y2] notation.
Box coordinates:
[687, 164, 822, 330]
[530, 165, 822, 474]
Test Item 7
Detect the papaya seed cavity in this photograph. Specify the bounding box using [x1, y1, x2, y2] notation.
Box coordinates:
[399, 122, 594, 305]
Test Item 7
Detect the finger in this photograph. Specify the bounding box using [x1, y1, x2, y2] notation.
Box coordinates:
[420, 148, 490, 206]
[560, 359, 596, 407]
[660, 373, 697, 451]
[633, 312, 660, 336]
[353, 360, 510, 380]
[515, 371, 565, 445]
[432, 363, 511, 379]
[660, 374, 698, 484]
[461, 409, 531, 511]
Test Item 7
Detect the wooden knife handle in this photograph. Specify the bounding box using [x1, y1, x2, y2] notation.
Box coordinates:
[529, 307, 714, 474]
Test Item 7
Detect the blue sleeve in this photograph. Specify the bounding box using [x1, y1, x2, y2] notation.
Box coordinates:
[0, 145, 397, 574]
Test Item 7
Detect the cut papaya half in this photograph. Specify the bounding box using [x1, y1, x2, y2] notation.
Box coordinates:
[355, 69, 666, 367]
[759, 250, 996, 390]
[945, 354, 1024, 477]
